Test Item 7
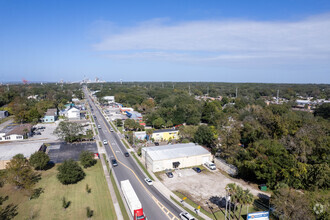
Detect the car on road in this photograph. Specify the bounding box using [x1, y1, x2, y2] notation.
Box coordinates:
[154, 142, 159, 146]
[166, 172, 173, 178]
[179, 212, 195, 220]
[110, 128, 114, 132]
[98, 125, 101, 129]
[103, 140, 108, 145]
[144, 178, 153, 185]
[111, 159, 118, 167]
[124, 152, 130, 157]
[192, 167, 201, 173]
[93, 115, 96, 119]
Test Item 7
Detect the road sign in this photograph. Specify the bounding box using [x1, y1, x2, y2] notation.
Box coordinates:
[197, 206, 201, 209]
[247, 211, 269, 220]
[183, 197, 187, 200]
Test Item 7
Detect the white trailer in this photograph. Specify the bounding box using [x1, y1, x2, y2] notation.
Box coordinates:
[121, 180, 146, 220]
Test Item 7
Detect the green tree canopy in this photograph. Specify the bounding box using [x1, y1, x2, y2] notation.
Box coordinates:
[53, 121, 83, 142]
[57, 160, 85, 185]
[29, 151, 50, 170]
[79, 151, 97, 168]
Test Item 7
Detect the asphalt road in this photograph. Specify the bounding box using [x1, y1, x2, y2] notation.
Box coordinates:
[84, 88, 183, 220]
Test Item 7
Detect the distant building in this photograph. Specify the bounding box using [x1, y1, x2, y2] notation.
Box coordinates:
[0, 124, 32, 142]
[151, 129, 179, 142]
[0, 111, 9, 119]
[141, 143, 212, 172]
[134, 131, 147, 140]
[43, 108, 58, 122]
[103, 96, 115, 104]
[126, 111, 142, 120]
[72, 98, 80, 103]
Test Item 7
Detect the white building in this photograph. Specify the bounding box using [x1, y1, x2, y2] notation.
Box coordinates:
[141, 143, 212, 172]
[103, 96, 115, 104]
[65, 107, 80, 119]
[0, 124, 32, 142]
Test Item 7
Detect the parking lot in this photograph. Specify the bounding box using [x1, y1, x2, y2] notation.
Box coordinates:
[160, 167, 270, 210]
[47, 142, 98, 163]
[30, 122, 59, 142]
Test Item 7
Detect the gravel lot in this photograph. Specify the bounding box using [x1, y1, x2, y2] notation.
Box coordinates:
[161, 167, 270, 209]
[30, 122, 59, 142]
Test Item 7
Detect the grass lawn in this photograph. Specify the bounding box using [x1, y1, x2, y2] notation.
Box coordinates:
[0, 161, 116, 220]
[174, 191, 258, 220]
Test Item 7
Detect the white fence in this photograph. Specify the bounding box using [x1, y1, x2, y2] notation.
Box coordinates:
[214, 157, 238, 176]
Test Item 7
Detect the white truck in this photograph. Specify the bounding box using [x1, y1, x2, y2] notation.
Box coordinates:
[121, 180, 147, 220]
[204, 161, 216, 170]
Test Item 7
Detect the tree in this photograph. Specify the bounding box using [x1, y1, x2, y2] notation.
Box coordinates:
[314, 103, 330, 119]
[116, 119, 123, 127]
[239, 189, 254, 219]
[53, 121, 83, 142]
[0, 171, 18, 220]
[153, 117, 165, 129]
[57, 160, 85, 185]
[62, 197, 71, 210]
[194, 125, 216, 148]
[271, 187, 313, 220]
[86, 207, 94, 218]
[79, 151, 96, 168]
[6, 154, 39, 191]
[29, 151, 50, 170]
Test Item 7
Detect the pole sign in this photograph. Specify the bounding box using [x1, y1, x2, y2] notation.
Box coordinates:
[247, 211, 269, 220]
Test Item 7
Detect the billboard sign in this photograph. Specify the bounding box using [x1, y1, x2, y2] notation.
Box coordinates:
[247, 211, 269, 220]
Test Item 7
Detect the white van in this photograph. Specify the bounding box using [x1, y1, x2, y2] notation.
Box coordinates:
[204, 161, 216, 170]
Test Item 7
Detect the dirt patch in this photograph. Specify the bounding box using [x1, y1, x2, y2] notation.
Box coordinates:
[161, 167, 270, 209]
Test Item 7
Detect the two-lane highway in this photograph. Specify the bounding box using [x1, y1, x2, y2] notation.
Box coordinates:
[84, 88, 183, 220]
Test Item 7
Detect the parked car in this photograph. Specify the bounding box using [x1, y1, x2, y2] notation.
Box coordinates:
[103, 140, 108, 145]
[192, 167, 201, 173]
[179, 212, 195, 220]
[154, 142, 159, 146]
[166, 172, 173, 178]
[144, 178, 153, 185]
[34, 132, 41, 135]
[111, 159, 118, 167]
[204, 161, 216, 170]
[124, 152, 129, 157]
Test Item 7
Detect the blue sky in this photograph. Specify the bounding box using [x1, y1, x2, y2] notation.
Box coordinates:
[0, 0, 330, 83]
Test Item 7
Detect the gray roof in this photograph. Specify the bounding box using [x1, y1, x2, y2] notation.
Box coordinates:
[0, 142, 42, 160]
[153, 129, 178, 134]
[143, 143, 210, 161]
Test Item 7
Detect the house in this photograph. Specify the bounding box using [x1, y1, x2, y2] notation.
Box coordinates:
[0, 124, 32, 142]
[141, 143, 212, 172]
[151, 129, 179, 142]
[43, 108, 58, 122]
[0, 111, 9, 119]
[65, 107, 80, 119]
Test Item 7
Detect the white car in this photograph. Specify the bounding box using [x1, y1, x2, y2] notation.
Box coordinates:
[179, 212, 195, 220]
[103, 140, 108, 145]
[144, 178, 153, 185]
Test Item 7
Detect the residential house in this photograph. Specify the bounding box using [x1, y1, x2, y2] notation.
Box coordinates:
[0, 124, 32, 142]
[43, 108, 58, 122]
[151, 129, 179, 142]
[65, 107, 80, 119]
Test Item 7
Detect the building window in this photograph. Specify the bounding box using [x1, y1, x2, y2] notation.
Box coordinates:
[5, 136, 10, 140]
[16, 136, 22, 139]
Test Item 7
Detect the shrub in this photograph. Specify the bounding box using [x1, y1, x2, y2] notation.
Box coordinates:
[29, 151, 50, 170]
[79, 151, 97, 168]
[86, 207, 93, 218]
[57, 160, 85, 185]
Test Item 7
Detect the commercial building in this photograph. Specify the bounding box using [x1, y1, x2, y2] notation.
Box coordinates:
[43, 108, 58, 122]
[103, 96, 115, 103]
[141, 143, 212, 172]
[0, 124, 32, 142]
[134, 131, 147, 140]
[151, 129, 179, 141]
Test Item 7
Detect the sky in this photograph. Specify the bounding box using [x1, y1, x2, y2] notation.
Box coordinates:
[0, 0, 330, 83]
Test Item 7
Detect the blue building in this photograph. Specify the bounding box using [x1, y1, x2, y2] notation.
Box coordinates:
[43, 108, 58, 122]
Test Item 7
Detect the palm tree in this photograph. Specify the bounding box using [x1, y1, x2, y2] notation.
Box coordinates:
[238, 189, 254, 219]
[226, 183, 242, 220]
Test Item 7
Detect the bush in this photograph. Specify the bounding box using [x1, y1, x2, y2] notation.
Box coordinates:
[79, 151, 97, 168]
[86, 207, 94, 218]
[57, 160, 85, 185]
[29, 151, 50, 170]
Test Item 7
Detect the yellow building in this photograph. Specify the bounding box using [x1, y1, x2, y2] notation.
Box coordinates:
[151, 129, 179, 142]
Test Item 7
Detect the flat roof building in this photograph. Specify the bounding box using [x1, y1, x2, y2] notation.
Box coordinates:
[141, 143, 212, 172]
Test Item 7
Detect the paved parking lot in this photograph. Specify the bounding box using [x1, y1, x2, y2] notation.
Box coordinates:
[30, 122, 59, 142]
[47, 142, 98, 163]
[161, 167, 270, 210]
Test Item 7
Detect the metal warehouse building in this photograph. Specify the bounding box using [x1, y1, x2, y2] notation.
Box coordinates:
[141, 143, 212, 172]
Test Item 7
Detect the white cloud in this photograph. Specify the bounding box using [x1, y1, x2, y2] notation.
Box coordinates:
[92, 14, 330, 64]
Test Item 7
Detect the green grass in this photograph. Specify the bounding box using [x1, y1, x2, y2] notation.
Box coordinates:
[174, 191, 258, 220]
[98, 141, 102, 147]
[131, 152, 154, 181]
[170, 196, 204, 220]
[0, 161, 116, 220]
[121, 139, 130, 149]
[102, 154, 130, 220]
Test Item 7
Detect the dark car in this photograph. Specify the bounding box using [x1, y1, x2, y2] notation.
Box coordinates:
[166, 172, 173, 178]
[111, 159, 118, 167]
[124, 152, 129, 157]
[192, 167, 201, 173]
[35, 132, 41, 135]
[154, 142, 159, 146]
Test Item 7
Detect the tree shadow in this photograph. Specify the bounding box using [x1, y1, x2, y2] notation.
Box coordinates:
[0, 204, 18, 219]
[43, 162, 55, 171]
[30, 187, 44, 200]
